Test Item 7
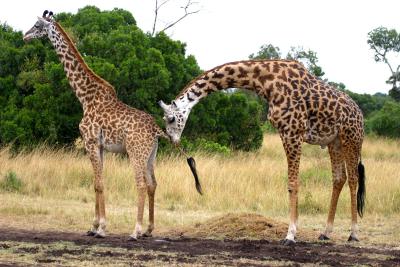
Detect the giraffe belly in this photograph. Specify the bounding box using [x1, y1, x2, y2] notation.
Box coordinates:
[304, 129, 337, 146]
[103, 143, 126, 153]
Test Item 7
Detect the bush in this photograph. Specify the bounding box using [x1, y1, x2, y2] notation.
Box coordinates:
[261, 122, 277, 133]
[185, 91, 264, 151]
[366, 101, 400, 138]
[182, 138, 231, 155]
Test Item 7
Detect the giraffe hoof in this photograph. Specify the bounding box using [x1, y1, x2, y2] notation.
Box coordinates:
[347, 235, 359, 242]
[94, 232, 106, 238]
[280, 239, 296, 246]
[142, 232, 152, 238]
[318, 234, 330, 240]
[86, 230, 96, 236]
[128, 235, 138, 242]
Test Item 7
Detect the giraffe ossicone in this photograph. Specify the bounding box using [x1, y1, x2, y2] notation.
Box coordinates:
[23, 10, 201, 239]
[160, 59, 366, 244]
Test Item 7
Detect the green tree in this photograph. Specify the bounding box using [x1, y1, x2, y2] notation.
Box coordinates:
[0, 7, 201, 147]
[366, 101, 400, 137]
[249, 43, 325, 78]
[367, 27, 400, 101]
[286, 47, 325, 78]
[249, 44, 281, 60]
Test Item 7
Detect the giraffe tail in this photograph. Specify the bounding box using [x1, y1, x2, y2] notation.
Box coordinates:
[357, 161, 366, 218]
[187, 157, 203, 195]
[156, 126, 203, 195]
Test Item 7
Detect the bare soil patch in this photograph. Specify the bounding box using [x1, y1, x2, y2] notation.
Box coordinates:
[1, 213, 399, 266]
[164, 213, 316, 241]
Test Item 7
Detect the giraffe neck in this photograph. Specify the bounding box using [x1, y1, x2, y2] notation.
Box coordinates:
[174, 60, 295, 109]
[47, 22, 117, 109]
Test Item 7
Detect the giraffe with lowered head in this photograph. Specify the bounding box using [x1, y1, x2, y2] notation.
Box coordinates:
[159, 59, 366, 245]
[24, 10, 173, 240]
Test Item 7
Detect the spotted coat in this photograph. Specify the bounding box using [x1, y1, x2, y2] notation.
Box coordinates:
[24, 14, 168, 239]
[160, 59, 365, 243]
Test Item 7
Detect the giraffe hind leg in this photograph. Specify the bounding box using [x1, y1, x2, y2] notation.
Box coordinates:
[280, 135, 302, 245]
[143, 140, 158, 237]
[127, 138, 155, 241]
[342, 139, 363, 242]
[319, 138, 347, 241]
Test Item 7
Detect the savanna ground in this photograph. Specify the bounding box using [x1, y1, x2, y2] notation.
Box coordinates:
[0, 134, 399, 266]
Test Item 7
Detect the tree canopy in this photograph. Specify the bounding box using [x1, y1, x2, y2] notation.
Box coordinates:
[367, 27, 400, 101]
[0, 6, 201, 147]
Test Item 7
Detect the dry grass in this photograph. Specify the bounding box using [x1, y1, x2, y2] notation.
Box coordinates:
[0, 134, 399, 244]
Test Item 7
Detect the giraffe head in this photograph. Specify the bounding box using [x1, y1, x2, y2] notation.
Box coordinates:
[23, 10, 54, 42]
[158, 100, 192, 144]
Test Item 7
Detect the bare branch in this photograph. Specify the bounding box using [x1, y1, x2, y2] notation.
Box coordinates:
[372, 45, 396, 75]
[152, 0, 172, 36]
[152, 0, 200, 36]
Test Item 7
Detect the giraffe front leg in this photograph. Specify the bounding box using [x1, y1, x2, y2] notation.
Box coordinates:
[280, 136, 302, 245]
[86, 195, 100, 236]
[283, 180, 299, 245]
[128, 176, 147, 241]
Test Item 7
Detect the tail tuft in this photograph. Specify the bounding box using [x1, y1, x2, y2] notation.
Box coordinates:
[357, 162, 366, 217]
[187, 157, 203, 195]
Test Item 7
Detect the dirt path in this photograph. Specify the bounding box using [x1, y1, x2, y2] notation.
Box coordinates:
[0, 227, 399, 266]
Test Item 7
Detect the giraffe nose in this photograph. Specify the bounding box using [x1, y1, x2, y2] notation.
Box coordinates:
[171, 136, 180, 145]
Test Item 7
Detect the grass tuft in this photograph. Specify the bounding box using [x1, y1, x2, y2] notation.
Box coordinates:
[0, 171, 24, 193]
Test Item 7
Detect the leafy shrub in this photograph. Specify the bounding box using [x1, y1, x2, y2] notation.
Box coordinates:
[0, 171, 24, 193]
[261, 122, 277, 133]
[185, 91, 264, 151]
[366, 101, 400, 138]
[182, 138, 231, 155]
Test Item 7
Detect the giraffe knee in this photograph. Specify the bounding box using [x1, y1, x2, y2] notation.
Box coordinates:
[147, 182, 157, 194]
[94, 181, 104, 193]
[136, 180, 147, 193]
[287, 181, 299, 194]
[333, 177, 346, 188]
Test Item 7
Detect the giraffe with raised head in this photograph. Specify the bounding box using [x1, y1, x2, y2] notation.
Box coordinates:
[159, 59, 366, 245]
[23, 10, 171, 240]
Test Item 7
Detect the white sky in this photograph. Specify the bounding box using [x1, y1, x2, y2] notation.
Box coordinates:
[1, 0, 399, 94]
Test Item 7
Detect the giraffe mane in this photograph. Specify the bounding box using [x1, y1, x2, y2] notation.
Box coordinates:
[54, 22, 117, 96]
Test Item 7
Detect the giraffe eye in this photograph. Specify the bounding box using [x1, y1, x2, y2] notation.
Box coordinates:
[167, 115, 175, 124]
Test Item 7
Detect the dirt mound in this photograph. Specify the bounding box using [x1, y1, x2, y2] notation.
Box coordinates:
[165, 213, 317, 241]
